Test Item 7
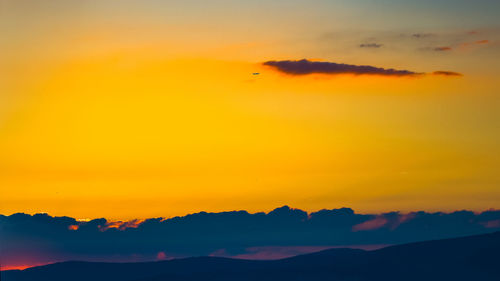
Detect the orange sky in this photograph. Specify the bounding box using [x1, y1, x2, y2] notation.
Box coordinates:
[1, 1, 499, 219]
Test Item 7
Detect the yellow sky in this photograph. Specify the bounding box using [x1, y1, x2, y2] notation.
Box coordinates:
[1, 1, 499, 219]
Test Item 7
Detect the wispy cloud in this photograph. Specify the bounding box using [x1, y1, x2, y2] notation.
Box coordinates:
[460, 39, 490, 48]
[412, 33, 434, 39]
[434, 46, 452, 51]
[98, 219, 144, 231]
[352, 216, 388, 231]
[432, 71, 463, 76]
[475, 39, 489, 44]
[359, 43, 383, 48]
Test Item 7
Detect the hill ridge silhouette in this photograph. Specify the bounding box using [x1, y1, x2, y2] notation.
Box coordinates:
[3, 231, 499, 281]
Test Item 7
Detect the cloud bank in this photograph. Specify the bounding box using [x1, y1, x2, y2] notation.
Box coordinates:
[1, 206, 499, 269]
[263, 59, 421, 76]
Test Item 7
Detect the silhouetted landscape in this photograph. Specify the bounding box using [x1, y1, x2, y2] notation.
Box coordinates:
[2, 1, 500, 281]
[3, 231, 499, 281]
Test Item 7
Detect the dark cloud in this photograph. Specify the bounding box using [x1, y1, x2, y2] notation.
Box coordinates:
[432, 71, 463, 76]
[359, 43, 383, 48]
[434, 46, 452, 51]
[1, 206, 499, 269]
[263, 59, 421, 76]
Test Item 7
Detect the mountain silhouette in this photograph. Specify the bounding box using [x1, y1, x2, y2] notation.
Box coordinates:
[2, 231, 499, 281]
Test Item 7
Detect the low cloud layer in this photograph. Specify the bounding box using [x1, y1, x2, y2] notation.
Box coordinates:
[1, 206, 499, 269]
[263, 59, 421, 76]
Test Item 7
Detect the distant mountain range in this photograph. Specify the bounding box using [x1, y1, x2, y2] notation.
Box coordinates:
[3, 231, 499, 281]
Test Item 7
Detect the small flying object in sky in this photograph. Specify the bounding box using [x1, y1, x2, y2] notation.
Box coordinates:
[252, 72, 260, 75]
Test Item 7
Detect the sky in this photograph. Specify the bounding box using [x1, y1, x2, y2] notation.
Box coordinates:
[1, 0, 500, 220]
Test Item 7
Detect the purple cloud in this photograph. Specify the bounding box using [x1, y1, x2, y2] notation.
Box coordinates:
[263, 59, 421, 77]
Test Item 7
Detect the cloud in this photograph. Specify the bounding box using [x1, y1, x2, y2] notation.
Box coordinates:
[424, 39, 489, 53]
[98, 219, 144, 231]
[2, 207, 499, 269]
[475, 39, 489, 44]
[481, 220, 500, 228]
[432, 71, 463, 76]
[263, 59, 421, 77]
[156, 252, 169, 260]
[434, 46, 452, 51]
[215, 246, 334, 260]
[360, 43, 383, 48]
[212, 245, 385, 260]
[68, 225, 79, 231]
[352, 216, 388, 231]
[412, 33, 434, 39]
[460, 39, 490, 48]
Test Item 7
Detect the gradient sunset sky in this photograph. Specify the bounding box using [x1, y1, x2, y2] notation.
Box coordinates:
[1, 0, 500, 220]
